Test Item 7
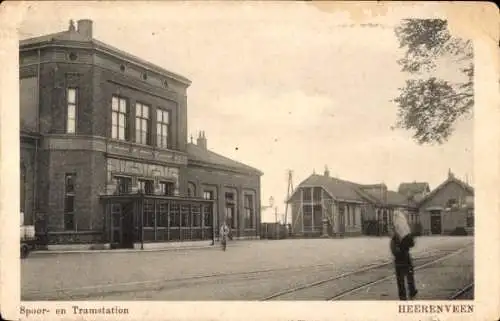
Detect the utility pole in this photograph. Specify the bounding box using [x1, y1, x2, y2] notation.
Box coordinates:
[284, 170, 294, 226]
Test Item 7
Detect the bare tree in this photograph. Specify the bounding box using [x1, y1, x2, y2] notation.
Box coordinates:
[392, 19, 473, 145]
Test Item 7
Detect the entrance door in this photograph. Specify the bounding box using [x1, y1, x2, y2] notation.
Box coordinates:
[430, 211, 442, 235]
[110, 202, 134, 249]
[338, 209, 345, 233]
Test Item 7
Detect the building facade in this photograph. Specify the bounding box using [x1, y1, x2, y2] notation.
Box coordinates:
[417, 171, 474, 235]
[288, 168, 473, 238]
[20, 19, 262, 247]
[287, 167, 418, 237]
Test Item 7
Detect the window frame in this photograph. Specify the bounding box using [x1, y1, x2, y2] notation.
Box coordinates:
[159, 181, 175, 196]
[137, 178, 154, 195]
[66, 88, 77, 134]
[64, 173, 76, 230]
[244, 194, 254, 228]
[111, 96, 129, 141]
[115, 176, 132, 195]
[135, 102, 151, 145]
[156, 108, 171, 149]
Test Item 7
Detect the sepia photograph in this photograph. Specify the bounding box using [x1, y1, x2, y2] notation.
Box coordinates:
[18, 3, 475, 302]
[1, 1, 499, 320]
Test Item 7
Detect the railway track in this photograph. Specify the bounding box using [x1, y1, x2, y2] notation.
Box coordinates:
[23, 244, 472, 301]
[22, 259, 394, 300]
[261, 245, 471, 301]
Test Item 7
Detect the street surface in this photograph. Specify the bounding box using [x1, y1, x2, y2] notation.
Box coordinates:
[22, 236, 473, 301]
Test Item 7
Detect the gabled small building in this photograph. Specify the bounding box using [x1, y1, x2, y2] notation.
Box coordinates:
[287, 167, 418, 237]
[417, 170, 474, 235]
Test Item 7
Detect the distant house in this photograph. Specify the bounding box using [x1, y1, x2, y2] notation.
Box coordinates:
[417, 170, 474, 235]
[398, 182, 431, 203]
[287, 167, 417, 237]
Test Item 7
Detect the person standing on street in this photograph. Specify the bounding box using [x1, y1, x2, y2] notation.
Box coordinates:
[220, 222, 230, 251]
[390, 211, 418, 300]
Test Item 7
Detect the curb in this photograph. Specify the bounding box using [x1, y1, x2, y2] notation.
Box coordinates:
[29, 245, 216, 255]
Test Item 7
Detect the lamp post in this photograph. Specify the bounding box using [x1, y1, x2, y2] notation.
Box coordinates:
[269, 196, 279, 240]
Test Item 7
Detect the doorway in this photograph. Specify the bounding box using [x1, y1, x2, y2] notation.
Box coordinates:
[430, 210, 442, 235]
[110, 202, 135, 249]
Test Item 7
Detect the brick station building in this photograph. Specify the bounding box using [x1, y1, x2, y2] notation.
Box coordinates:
[20, 19, 262, 248]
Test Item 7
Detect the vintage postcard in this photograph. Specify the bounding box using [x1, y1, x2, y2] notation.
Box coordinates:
[1, 1, 499, 320]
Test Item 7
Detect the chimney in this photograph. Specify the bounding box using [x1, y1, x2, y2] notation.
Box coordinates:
[196, 131, 207, 150]
[324, 165, 330, 177]
[448, 168, 454, 179]
[77, 19, 93, 39]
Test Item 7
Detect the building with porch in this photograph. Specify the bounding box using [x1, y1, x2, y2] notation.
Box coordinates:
[417, 170, 474, 235]
[19, 19, 262, 248]
[287, 167, 420, 237]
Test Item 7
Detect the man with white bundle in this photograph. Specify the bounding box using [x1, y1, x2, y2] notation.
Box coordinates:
[390, 210, 418, 300]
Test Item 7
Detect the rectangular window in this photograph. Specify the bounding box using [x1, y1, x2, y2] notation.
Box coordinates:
[302, 205, 313, 229]
[138, 179, 154, 195]
[302, 188, 312, 202]
[159, 181, 175, 196]
[204, 190, 214, 200]
[135, 103, 150, 145]
[192, 205, 201, 227]
[466, 209, 474, 227]
[156, 109, 170, 149]
[181, 205, 191, 227]
[244, 194, 254, 228]
[203, 204, 213, 227]
[64, 173, 76, 230]
[313, 187, 322, 202]
[67, 88, 77, 134]
[112, 96, 128, 140]
[143, 200, 155, 227]
[170, 204, 180, 227]
[313, 204, 322, 229]
[116, 176, 132, 195]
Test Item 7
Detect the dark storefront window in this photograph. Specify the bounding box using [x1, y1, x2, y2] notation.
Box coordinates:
[170, 204, 180, 227]
[192, 205, 201, 227]
[181, 205, 191, 227]
[158, 201, 169, 227]
[203, 204, 213, 227]
[64, 173, 76, 230]
[143, 200, 155, 227]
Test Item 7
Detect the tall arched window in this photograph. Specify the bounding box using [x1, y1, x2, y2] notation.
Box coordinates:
[20, 163, 26, 213]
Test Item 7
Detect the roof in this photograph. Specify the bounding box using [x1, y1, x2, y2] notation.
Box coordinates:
[289, 174, 416, 207]
[398, 182, 430, 196]
[19, 25, 191, 86]
[295, 174, 366, 202]
[186, 143, 263, 176]
[418, 174, 474, 206]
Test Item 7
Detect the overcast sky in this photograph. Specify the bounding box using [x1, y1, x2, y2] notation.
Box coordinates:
[17, 2, 473, 222]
